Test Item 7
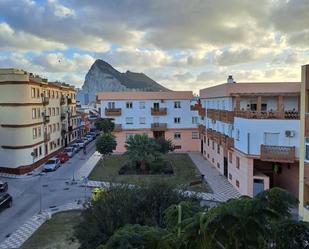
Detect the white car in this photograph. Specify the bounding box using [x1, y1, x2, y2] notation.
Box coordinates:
[43, 158, 61, 172]
[85, 135, 94, 142]
[64, 147, 75, 158]
[76, 139, 86, 148]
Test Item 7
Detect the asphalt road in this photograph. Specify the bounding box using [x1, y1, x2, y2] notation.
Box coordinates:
[0, 140, 97, 243]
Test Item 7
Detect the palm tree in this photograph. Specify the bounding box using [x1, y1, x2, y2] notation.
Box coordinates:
[124, 134, 160, 171]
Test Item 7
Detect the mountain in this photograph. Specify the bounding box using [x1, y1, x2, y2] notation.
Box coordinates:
[78, 60, 169, 104]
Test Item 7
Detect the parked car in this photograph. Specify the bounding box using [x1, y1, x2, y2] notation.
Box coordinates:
[85, 135, 93, 143]
[56, 152, 70, 163]
[43, 158, 61, 172]
[0, 193, 12, 212]
[0, 181, 8, 192]
[64, 147, 75, 158]
[82, 137, 90, 145]
[86, 134, 95, 141]
[75, 140, 86, 148]
[88, 132, 97, 137]
[72, 143, 81, 152]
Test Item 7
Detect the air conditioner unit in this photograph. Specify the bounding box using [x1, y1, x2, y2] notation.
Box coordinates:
[285, 130, 295, 137]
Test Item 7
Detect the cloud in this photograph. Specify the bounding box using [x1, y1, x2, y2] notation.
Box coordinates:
[174, 72, 194, 81]
[0, 22, 66, 52]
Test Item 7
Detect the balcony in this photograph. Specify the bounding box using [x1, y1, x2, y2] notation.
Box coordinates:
[43, 115, 50, 123]
[190, 105, 200, 111]
[114, 124, 122, 132]
[151, 123, 167, 131]
[260, 145, 296, 163]
[61, 112, 66, 120]
[44, 132, 51, 142]
[151, 107, 167, 116]
[42, 96, 49, 106]
[60, 96, 66, 105]
[220, 110, 234, 123]
[105, 108, 122, 116]
[198, 107, 206, 117]
[235, 110, 299, 120]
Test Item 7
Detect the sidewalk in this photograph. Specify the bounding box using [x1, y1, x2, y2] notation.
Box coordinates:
[75, 151, 102, 180]
[0, 201, 84, 249]
[188, 152, 241, 202]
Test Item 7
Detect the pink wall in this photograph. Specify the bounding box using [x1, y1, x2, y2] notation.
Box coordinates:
[273, 163, 299, 198]
[228, 150, 254, 196]
[113, 129, 200, 153]
[202, 137, 225, 175]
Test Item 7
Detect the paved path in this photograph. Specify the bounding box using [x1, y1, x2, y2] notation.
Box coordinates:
[188, 152, 241, 202]
[0, 201, 84, 249]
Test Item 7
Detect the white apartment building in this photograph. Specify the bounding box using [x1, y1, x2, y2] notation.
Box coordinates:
[199, 79, 300, 197]
[97, 91, 202, 152]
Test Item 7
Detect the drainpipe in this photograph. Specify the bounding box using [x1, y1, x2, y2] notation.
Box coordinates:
[247, 132, 250, 154]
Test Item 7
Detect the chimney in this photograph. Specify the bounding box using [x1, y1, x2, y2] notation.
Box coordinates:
[227, 75, 235, 84]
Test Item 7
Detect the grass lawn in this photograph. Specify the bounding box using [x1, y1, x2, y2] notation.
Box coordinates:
[89, 153, 212, 193]
[20, 211, 82, 249]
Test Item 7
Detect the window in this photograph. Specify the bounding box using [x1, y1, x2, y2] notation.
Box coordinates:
[264, 132, 279, 146]
[229, 152, 233, 163]
[33, 148, 38, 157]
[217, 144, 220, 154]
[236, 180, 240, 188]
[48, 108, 51, 116]
[174, 101, 181, 108]
[38, 127, 41, 137]
[139, 117, 146, 124]
[56, 107, 59, 115]
[174, 117, 181, 124]
[36, 89, 40, 98]
[203, 136, 206, 143]
[108, 102, 115, 109]
[53, 124, 56, 132]
[207, 154, 209, 158]
[174, 145, 182, 149]
[153, 102, 160, 109]
[56, 91, 59, 98]
[192, 132, 199, 139]
[229, 173, 232, 180]
[236, 157, 240, 169]
[217, 162, 220, 168]
[39, 146, 42, 156]
[139, 102, 145, 109]
[51, 90, 54, 98]
[305, 138, 309, 162]
[57, 139, 60, 146]
[126, 102, 133, 109]
[192, 117, 198, 124]
[31, 88, 36, 98]
[37, 108, 41, 118]
[33, 128, 37, 139]
[212, 141, 215, 150]
[57, 123, 60, 131]
[52, 108, 55, 116]
[32, 108, 36, 119]
[207, 138, 210, 147]
[126, 117, 133, 124]
[174, 132, 181, 139]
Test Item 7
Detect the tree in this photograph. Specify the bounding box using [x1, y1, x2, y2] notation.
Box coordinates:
[95, 118, 115, 133]
[124, 134, 160, 171]
[155, 137, 174, 154]
[75, 181, 198, 249]
[96, 133, 117, 158]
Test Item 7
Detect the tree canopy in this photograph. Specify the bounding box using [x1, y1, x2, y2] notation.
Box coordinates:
[96, 132, 117, 157]
[95, 118, 115, 133]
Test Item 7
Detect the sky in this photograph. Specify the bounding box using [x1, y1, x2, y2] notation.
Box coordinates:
[0, 0, 308, 93]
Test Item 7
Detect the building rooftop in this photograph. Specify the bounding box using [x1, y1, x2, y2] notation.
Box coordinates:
[200, 82, 301, 98]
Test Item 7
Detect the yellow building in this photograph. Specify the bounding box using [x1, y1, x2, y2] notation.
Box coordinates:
[299, 64, 309, 221]
[0, 68, 77, 174]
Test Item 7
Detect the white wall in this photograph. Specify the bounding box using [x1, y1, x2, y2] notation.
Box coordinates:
[234, 117, 300, 156]
[101, 99, 199, 129]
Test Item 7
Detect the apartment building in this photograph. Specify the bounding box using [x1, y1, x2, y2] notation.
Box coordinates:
[299, 64, 309, 221]
[199, 79, 300, 197]
[0, 68, 77, 174]
[97, 91, 201, 152]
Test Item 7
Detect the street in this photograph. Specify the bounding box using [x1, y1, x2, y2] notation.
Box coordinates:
[0, 140, 97, 243]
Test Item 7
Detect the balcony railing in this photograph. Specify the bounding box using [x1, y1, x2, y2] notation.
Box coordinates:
[151, 123, 167, 131]
[235, 110, 299, 120]
[207, 109, 234, 123]
[105, 108, 122, 116]
[42, 96, 49, 106]
[43, 115, 50, 123]
[198, 107, 206, 117]
[206, 128, 234, 149]
[260, 145, 296, 163]
[151, 107, 167, 116]
[114, 124, 122, 132]
[44, 132, 51, 142]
